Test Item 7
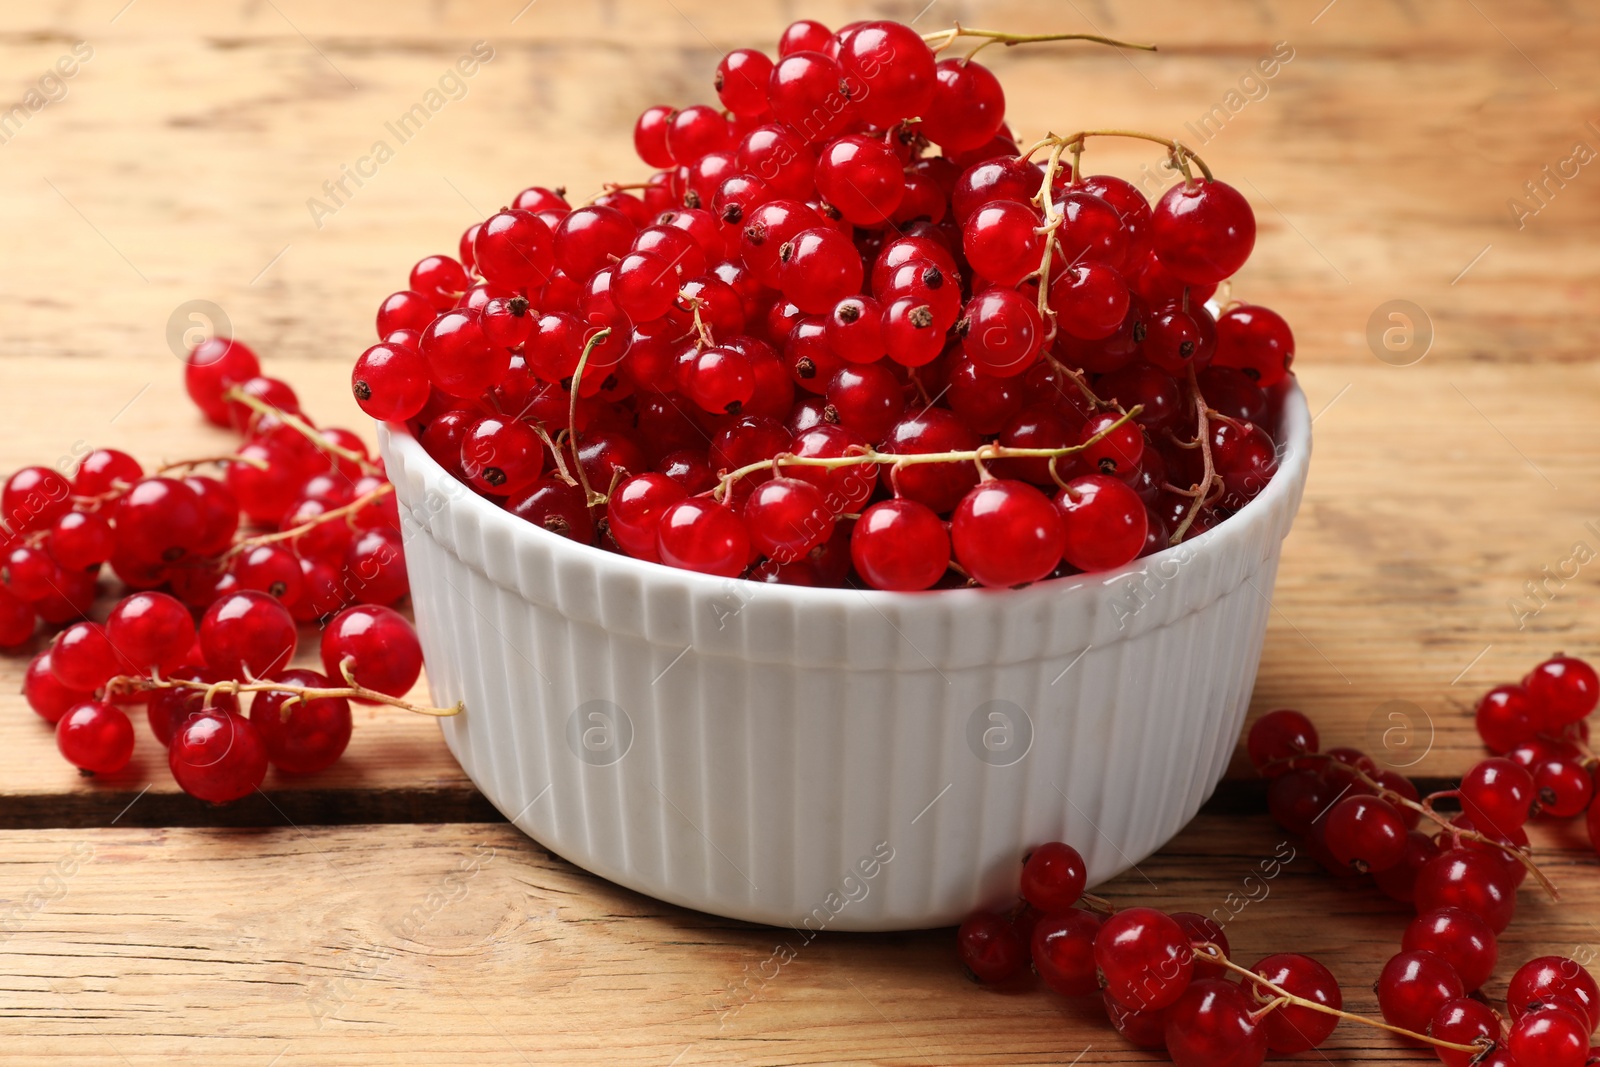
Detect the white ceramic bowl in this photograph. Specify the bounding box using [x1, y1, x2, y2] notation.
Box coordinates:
[378, 381, 1310, 931]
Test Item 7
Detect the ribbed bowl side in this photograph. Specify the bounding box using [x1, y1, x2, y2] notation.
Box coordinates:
[382, 384, 1309, 931]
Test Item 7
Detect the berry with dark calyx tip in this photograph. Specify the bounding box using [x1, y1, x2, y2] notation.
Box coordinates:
[1247, 709, 1320, 776]
[50, 621, 122, 693]
[1094, 906, 1194, 1011]
[715, 48, 773, 117]
[956, 910, 1025, 983]
[656, 498, 750, 578]
[1077, 411, 1144, 481]
[1163, 978, 1268, 1067]
[1415, 848, 1517, 933]
[1533, 751, 1595, 817]
[1150, 178, 1257, 285]
[1376, 950, 1464, 1035]
[1056, 474, 1148, 573]
[249, 668, 352, 775]
[25, 651, 91, 723]
[825, 364, 904, 443]
[1526, 654, 1600, 728]
[1507, 956, 1600, 1031]
[767, 51, 857, 145]
[231, 543, 306, 604]
[880, 296, 945, 369]
[839, 21, 936, 128]
[1031, 907, 1102, 997]
[1323, 794, 1409, 872]
[1215, 305, 1294, 387]
[1509, 1005, 1590, 1067]
[169, 710, 269, 804]
[1248, 953, 1341, 1053]
[320, 605, 423, 700]
[1019, 841, 1087, 913]
[1403, 908, 1497, 994]
[184, 337, 261, 426]
[1429, 997, 1501, 1067]
[505, 478, 595, 544]
[1143, 306, 1208, 376]
[56, 701, 136, 775]
[777, 226, 863, 315]
[921, 58, 1005, 155]
[114, 476, 203, 565]
[826, 296, 887, 365]
[107, 591, 196, 675]
[686, 345, 756, 416]
[850, 499, 950, 592]
[1171, 913, 1229, 981]
[480, 295, 535, 350]
[815, 134, 905, 226]
[199, 590, 297, 680]
[951, 479, 1064, 589]
[459, 415, 545, 496]
[1460, 756, 1537, 832]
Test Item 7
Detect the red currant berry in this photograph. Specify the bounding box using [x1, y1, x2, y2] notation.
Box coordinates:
[343, 527, 409, 606]
[742, 477, 834, 563]
[826, 296, 887, 364]
[1533, 751, 1595, 817]
[1323, 794, 1409, 872]
[1020, 841, 1087, 913]
[1094, 906, 1195, 1011]
[778, 226, 863, 315]
[1150, 179, 1256, 285]
[880, 409, 980, 514]
[1056, 474, 1148, 573]
[1414, 848, 1516, 933]
[1249, 953, 1341, 1053]
[767, 51, 857, 145]
[352, 343, 430, 422]
[459, 416, 545, 495]
[850, 499, 949, 591]
[56, 700, 136, 775]
[250, 668, 352, 775]
[73, 448, 144, 497]
[1246, 709, 1320, 776]
[1460, 756, 1537, 833]
[607, 474, 688, 562]
[880, 296, 945, 368]
[815, 134, 905, 226]
[1403, 907, 1497, 993]
[956, 910, 1025, 983]
[656, 498, 750, 578]
[962, 288, 1043, 377]
[1031, 907, 1102, 996]
[952, 478, 1065, 588]
[319, 605, 422, 700]
[962, 199, 1043, 287]
[715, 48, 774, 116]
[47, 510, 115, 571]
[1103, 987, 1169, 1050]
[1429, 997, 1501, 1067]
[633, 105, 677, 168]
[1048, 261, 1130, 341]
[1526, 654, 1600, 728]
[1162, 978, 1267, 1067]
[1507, 956, 1600, 1031]
[51, 621, 123, 692]
[199, 590, 297, 679]
[473, 210, 553, 288]
[920, 59, 1004, 154]
[553, 205, 636, 282]
[1510, 1004, 1590, 1067]
[1477, 684, 1542, 753]
[506, 478, 595, 544]
[1376, 950, 1464, 1034]
[777, 19, 831, 56]
[169, 710, 269, 803]
[736, 124, 818, 200]
[184, 338, 261, 427]
[839, 22, 936, 127]
[410, 254, 472, 310]
[1215, 305, 1294, 387]
[107, 591, 195, 675]
[376, 290, 436, 338]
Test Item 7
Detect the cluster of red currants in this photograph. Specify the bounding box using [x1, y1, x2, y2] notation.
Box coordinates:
[1242, 654, 1600, 1065]
[351, 17, 1294, 591]
[3, 342, 439, 802]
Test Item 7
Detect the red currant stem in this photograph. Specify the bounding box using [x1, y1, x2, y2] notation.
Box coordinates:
[1169, 367, 1218, 545]
[906, 368, 933, 408]
[1562, 734, 1600, 769]
[1048, 456, 1073, 492]
[530, 423, 579, 488]
[221, 388, 373, 470]
[218, 483, 396, 560]
[1077, 891, 1116, 916]
[685, 297, 716, 347]
[1022, 130, 1213, 183]
[567, 328, 612, 508]
[105, 671, 464, 718]
[157, 454, 270, 475]
[1044, 354, 1118, 412]
[1031, 140, 1072, 339]
[581, 181, 652, 205]
[922, 24, 1157, 55]
[1190, 946, 1485, 1054]
[710, 406, 1144, 502]
[1294, 754, 1561, 900]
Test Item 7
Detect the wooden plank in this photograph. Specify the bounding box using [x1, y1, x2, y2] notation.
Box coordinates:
[0, 815, 1594, 1064]
[3, 0, 1600, 813]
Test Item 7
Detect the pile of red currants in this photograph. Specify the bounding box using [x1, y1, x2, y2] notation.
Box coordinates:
[351, 17, 1294, 590]
[3, 341, 449, 802]
[954, 656, 1600, 1066]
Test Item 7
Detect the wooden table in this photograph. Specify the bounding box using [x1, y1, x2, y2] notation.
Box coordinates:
[3, 1, 1597, 1062]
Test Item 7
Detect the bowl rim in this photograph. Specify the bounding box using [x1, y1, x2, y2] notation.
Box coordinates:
[379, 376, 1310, 609]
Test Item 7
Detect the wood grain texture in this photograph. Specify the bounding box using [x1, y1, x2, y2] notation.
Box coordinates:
[1, 816, 1595, 1065]
[3, 1, 1600, 1061]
